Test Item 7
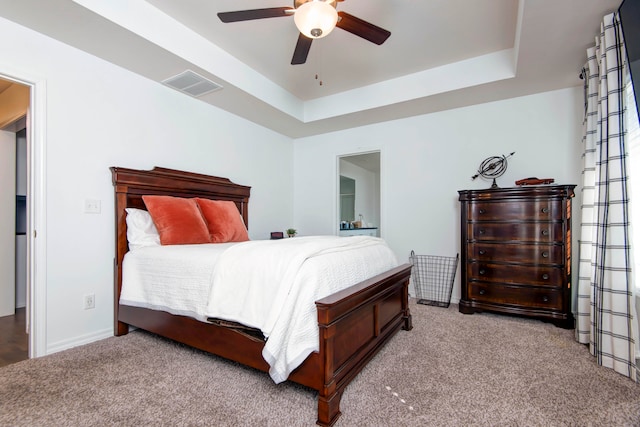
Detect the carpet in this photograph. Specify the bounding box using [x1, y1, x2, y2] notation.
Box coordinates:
[1, 302, 639, 426]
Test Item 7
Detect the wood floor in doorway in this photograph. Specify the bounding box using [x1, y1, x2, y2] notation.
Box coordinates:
[0, 307, 28, 367]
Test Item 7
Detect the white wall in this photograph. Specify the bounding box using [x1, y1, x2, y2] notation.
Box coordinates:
[0, 129, 16, 316]
[0, 17, 294, 353]
[294, 88, 584, 300]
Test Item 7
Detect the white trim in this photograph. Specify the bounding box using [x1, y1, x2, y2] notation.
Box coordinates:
[29, 77, 47, 358]
[46, 328, 112, 355]
[0, 66, 47, 358]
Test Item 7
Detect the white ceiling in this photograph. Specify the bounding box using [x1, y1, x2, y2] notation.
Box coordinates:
[0, 0, 622, 138]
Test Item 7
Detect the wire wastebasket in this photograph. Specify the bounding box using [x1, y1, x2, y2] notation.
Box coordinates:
[409, 251, 459, 308]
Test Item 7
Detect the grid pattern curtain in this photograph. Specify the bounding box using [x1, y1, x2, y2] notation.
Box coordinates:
[576, 12, 637, 381]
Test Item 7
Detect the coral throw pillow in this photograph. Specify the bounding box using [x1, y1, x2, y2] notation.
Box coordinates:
[196, 198, 249, 243]
[142, 195, 211, 245]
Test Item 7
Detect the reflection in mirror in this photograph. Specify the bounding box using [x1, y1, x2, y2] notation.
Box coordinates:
[340, 176, 355, 222]
[338, 152, 380, 237]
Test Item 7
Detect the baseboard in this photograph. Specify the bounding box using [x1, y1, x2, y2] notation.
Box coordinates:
[46, 328, 113, 355]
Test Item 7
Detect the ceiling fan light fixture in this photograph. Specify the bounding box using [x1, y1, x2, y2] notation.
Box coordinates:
[294, 1, 338, 39]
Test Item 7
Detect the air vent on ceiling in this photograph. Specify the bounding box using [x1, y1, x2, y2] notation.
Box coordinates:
[162, 70, 222, 98]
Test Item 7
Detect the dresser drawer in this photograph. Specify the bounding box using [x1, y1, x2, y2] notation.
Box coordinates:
[468, 262, 563, 287]
[469, 200, 563, 221]
[468, 243, 563, 264]
[468, 282, 563, 310]
[468, 222, 564, 243]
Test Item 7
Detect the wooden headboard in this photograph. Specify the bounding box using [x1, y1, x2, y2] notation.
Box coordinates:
[110, 166, 251, 334]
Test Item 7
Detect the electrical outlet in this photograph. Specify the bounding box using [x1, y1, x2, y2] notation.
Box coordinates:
[84, 293, 95, 310]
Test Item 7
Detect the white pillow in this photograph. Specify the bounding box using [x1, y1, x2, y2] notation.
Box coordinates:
[125, 208, 161, 250]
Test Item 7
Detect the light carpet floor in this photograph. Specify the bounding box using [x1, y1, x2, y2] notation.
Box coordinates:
[1, 302, 639, 426]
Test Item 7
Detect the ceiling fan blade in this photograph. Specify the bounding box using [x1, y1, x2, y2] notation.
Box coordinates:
[291, 34, 313, 65]
[218, 7, 293, 23]
[336, 11, 391, 45]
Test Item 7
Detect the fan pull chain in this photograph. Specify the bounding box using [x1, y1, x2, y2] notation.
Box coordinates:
[315, 42, 325, 86]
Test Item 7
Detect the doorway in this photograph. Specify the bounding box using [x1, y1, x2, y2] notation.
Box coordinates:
[338, 151, 381, 237]
[0, 71, 45, 362]
[0, 78, 29, 366]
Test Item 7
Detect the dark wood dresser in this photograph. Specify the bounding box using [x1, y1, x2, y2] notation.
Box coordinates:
[458, 185, 576, 328]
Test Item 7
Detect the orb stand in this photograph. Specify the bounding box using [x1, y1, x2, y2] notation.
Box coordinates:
[471, 152, 515, 189]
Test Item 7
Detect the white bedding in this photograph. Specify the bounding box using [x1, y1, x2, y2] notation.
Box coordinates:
[121, 236, 398, 383]
[121, 243, 237, 321]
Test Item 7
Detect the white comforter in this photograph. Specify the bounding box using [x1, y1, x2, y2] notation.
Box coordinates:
[122, 236, 398, 384]
[205, 235, 398, 383]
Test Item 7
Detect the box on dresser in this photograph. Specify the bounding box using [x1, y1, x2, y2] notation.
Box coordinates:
[457, 185, 576, 329]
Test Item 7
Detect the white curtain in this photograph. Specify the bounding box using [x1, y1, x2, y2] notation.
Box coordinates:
[576, 12, 637, 381]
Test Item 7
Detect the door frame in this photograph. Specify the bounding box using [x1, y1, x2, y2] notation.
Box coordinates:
[0, 67, 47, 358]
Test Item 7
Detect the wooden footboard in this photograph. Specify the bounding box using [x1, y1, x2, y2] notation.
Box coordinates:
[312, 263, 412, 426]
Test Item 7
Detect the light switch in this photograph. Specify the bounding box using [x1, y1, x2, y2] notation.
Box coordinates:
[84, 199, 101, 214]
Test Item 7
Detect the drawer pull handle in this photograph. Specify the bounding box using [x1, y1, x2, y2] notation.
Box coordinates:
[479, 208, 486, 214]
[479, 229, 486, 235]
[542, 251, 549, 258]
[541, 229, 549, 236]
[542, 296, 549, 302]
[542, 273, 550, 280]
[479, 289, 486, 295]
[541, 207, 549, 214]
[479, 269, 486, 275]
[479, 250, 486, 255]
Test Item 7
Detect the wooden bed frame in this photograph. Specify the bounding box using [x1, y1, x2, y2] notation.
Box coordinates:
[111, 166, 413, 426]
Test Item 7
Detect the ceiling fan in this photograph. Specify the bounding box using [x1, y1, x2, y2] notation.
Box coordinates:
[218, 0, 391, 65]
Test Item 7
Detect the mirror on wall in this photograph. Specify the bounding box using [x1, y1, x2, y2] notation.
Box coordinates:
[338, 152, 380, 237]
